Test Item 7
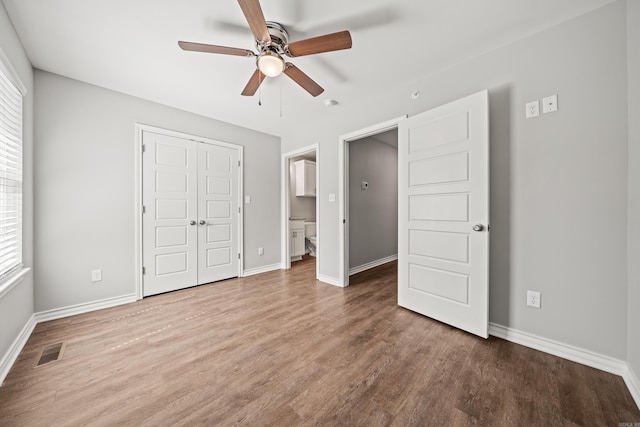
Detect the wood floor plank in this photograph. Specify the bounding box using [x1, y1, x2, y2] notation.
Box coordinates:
[0, 256, 638, 426]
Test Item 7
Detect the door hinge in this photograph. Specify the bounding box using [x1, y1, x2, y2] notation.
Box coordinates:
[343, 219, 346, 224]
[238, 207, 241, 213]
[142, 205, 146, 214]
[238, 253, 241, 259]
[238, 160, 240, 167]
[142, 144, 146, 153]
[142, 267, 146, 275]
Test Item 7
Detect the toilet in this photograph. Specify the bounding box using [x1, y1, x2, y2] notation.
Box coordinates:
[304, 222, 316, 257]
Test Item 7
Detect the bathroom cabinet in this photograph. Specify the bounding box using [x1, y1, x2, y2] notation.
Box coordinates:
[295, 160, 316, 197]
[290, 219, 305, 261]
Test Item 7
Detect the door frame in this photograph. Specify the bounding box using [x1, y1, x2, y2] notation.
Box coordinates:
[281, 143, 319, 277]
[338, 116, 406, 287]
[134, 123, 244, 300]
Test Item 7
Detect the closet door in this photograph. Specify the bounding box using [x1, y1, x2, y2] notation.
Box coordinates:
[197, 143, 240, 284]
[142, 132, 198, 296]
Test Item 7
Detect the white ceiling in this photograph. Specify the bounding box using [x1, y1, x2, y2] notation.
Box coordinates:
[2, 0, 615, 137]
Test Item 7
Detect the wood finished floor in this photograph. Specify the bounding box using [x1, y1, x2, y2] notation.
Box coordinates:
[1, 257, 639, 426]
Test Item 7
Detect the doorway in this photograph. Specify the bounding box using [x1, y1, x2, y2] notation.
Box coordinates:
[281, 144, 319, 278]
[348, 130, 399, 276]
[338, 117, 406, 287]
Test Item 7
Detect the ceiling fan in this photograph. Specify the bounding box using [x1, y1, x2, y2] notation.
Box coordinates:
[178, 0, 352, 97]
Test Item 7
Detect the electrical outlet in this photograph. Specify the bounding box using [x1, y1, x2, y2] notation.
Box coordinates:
[258, 247, 264, 256]
[525, 101, 540, 119]
[91, 269, 102, 282]
[527, 290, 541, 308]
[542, 95, 558, 114]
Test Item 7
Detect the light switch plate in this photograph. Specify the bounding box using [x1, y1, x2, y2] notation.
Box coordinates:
[542, 95, 558, 114]
[329, 193, 336, 202]
[244, 195, 251, 204]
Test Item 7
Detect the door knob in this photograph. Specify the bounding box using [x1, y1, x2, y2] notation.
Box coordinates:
[199, 220, 206, 225]
[473, 224, 485, 232]
[189, 220, 196, 226]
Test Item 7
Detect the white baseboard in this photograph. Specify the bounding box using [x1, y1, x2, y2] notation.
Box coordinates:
[242, 263, 282, 277]
[317, 274, 343, 288]
[489, 323, 640, 410]
[349, 254, 398, 276]
[0, 314, 36, 385]
[489, 323, 627, 376]
[624, 364, 640, 410]
[35, 294, 137, 323]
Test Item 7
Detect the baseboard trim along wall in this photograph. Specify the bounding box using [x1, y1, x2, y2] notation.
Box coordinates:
[625, 365, 640, 410]
[317, 274, 342, 288]
[34, 294, 137, 323]
[489, 322, 640, 409]
[243, 263, 282, 277]
[0, 314, 36, 385]
[349, 254, 398, 276]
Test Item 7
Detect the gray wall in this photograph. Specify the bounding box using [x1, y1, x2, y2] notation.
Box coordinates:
[34, 71, 280, 312]
[289, 155, 316, 222]
[627, 0, 640, 380]
[282, 2, 629, 359]
[0, 3, 34, 367]
[348, 136, 398, 269]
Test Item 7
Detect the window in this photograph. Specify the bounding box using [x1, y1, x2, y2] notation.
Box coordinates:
[0, 66, 22, 279]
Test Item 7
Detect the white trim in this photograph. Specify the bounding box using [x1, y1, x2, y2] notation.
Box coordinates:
[338, 116, 406, 287]
[317, 274, 343, 288]
[243, 263, 282, 277]
[624, 365, 640, 410]
[349, 255, 398, 276]
[0, 314, 36, 385]
[34, 294, 137, 323]
[281, 144, 319, 276]
[134, 126, 144, 300]
[0, 267, 30, 301]
[489, 322, 640, 410]
[489, 323, 627, 375]
[134, 124, 244, 298]
[0, 46, 27, 96]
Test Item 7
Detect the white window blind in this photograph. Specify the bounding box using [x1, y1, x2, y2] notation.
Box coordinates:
[0, 67, 22, 279]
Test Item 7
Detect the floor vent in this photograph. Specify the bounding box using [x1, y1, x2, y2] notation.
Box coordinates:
[35, 342, 66, 367]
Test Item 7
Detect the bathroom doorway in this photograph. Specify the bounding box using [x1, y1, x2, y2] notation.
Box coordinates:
[281, 144, 319, 278]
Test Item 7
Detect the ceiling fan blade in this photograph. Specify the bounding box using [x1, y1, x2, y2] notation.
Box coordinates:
[283, 63, 324, 97]
[241, 69, 266, 96]
[286, 30, 352, 57]
[178, 41, 254, 57]
[237, 0, 271, 43]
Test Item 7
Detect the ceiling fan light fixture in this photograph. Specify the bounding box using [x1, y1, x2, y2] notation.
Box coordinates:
[257, 51, 284, 77]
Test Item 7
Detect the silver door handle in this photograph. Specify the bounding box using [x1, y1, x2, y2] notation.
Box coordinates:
[473, 224, 485, 232]
[189, 220, 196, 226]
[199, 220, 206, 225]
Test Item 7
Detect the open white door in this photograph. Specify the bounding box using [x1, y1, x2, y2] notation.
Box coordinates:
[398, 90, 489, 338]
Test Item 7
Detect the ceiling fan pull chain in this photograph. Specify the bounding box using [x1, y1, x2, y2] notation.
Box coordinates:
[258, 72, 262, 106]
[279, 78, 283, 118]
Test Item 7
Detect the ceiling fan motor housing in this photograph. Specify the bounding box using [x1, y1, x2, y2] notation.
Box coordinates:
[257, 21, 289, 55]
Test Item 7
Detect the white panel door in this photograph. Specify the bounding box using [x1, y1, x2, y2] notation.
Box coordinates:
[398, 90, 489, 338]
[197, 143, 239, 284]
[142, 131, 198, 296]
